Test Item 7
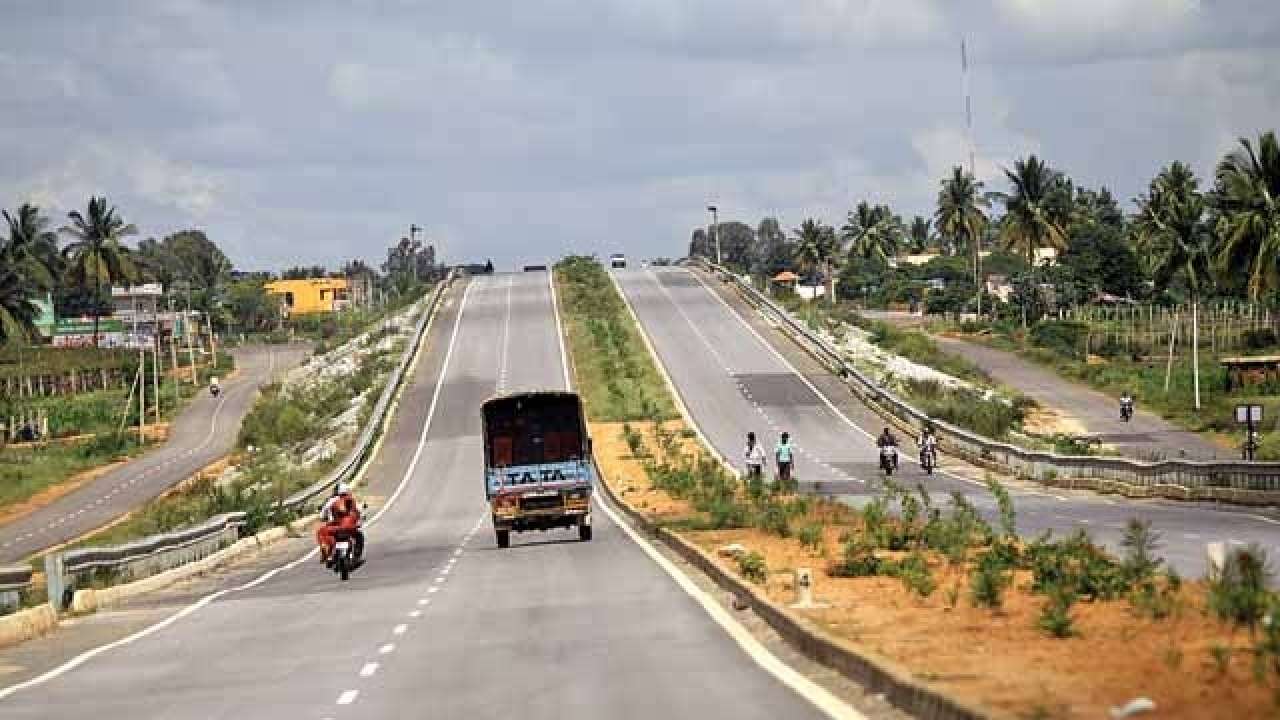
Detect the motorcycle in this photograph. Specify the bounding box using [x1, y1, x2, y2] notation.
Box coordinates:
[1120, 400, 1133, 422]
[879, 445, 898, 476]
[328, 504, 368, 582]
[920, 445, 937, 474]
[209, 380, 221, 398]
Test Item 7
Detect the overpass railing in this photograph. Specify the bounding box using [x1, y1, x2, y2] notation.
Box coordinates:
[696, 259, 1280, 505]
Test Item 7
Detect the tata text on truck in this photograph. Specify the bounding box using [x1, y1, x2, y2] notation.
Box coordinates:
[482, 391, 595, 548]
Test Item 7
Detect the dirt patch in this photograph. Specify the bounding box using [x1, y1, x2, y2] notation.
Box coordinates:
[1022, 406, 1087, 437]
[595, 419, 1279, 719]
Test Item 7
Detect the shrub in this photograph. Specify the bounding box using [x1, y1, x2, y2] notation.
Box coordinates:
[738, 551, 768, 584]
[1030, 320, 1089, 359]
[621, 424, 643, 457]
[798, 524, 824, 554]
[895, 551, 937, 598]
[1130, 569, 1182, 621]
[829, 537, 885, 578]
[1208, 545, 1272, 632]
[704, 496, 750, 530]
[1120, 518, 1164, 583]
[1026, 529, 1125, 601]
[1244, 328, 1278, 351]
[755, 501, 792, 538]
[1038, 587, 1078, 638]
[970, 550, 1011, 609]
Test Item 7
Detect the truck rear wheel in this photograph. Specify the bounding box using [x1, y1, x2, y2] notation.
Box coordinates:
[496, 529, 510, 548]
[578, 523, 592, 542]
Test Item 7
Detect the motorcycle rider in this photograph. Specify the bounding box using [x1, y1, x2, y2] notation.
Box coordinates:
[317, 482, 364, 565]
[209, 376, 221, 397]
[877, 427, 899, 470]
[918, 425, 939, 467]
[1120, 390, 1134, 420]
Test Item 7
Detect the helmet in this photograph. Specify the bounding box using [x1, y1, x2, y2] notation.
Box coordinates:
[335, 481, 351, 495]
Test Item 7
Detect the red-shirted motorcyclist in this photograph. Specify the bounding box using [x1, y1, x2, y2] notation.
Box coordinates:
[316, 482, 363, 565]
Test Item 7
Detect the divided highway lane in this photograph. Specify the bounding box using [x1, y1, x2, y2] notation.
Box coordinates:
[613, 266, 1280, 576]
[0, 344, 309, 563]
[2, 271, 827, 720]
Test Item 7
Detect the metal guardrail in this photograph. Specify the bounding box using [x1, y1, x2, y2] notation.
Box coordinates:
[0, 565, 33, 613]
[699, 260, 1280, 504]
[35, 273, 456, 610]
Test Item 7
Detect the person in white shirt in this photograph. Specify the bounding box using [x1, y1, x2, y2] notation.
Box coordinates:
[744, 431, 766, 480]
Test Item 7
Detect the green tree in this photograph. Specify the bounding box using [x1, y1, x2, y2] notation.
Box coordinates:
[908, 215, 934, 254]
[841, 201, 901, 265]
[755, 217, 792, 275]
[0, 204, 58, 344]
[793, 218, 838, 305]
[1213, 131, 1280, 300]
[993, 156, 1071, 327]
[1134, 162, 1214, 409]
[935, 166, 990, 314]
[59, 196, 140, 345]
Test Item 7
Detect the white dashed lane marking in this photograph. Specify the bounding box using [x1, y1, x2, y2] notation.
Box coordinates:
[359, 663, 378, 678]
[336, 690, 358, 705]
[392, 624, 407, 636]
[378, 644, 395, 655]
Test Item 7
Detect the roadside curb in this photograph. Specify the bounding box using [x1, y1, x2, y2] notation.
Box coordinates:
[0, 604, 57, 650]
[594, 468, 989, 720]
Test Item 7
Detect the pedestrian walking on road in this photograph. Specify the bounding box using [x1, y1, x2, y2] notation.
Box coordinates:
[744, 432, 766, 478]
[775, 432, 794, 490]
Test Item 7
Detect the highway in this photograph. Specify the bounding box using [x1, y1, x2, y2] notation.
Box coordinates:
[0, 344, 309, 563]
[0, 272, 828, 719]
[613, 266, 1280, 577]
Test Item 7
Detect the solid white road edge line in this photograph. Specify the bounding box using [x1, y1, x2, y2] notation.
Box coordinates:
[548, 265, 573, 392]
[0, 281, 473, 702]
[595, 494, 865, 720]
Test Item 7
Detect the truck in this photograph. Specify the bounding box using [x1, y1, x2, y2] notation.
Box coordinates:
[482, 391, 595, 548]
[609, 253, 627, 269]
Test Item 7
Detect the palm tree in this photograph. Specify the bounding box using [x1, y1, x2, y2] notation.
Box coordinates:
[60, 196, 139, 345]
[0, 204, 57, 344]
[1213, 131, 1280, 300]
[1134, 163, 1214, 409]
[841, 201, 901, 264]
[793, 218, 838, 305]
[908, 215, 933, 254]
[935, 166, 990, 313]
[993, 156, 1070, 327]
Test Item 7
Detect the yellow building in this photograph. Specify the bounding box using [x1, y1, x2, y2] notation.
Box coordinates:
[264, 278, 350, 316]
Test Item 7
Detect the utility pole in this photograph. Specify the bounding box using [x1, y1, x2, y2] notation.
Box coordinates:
[962, 37, 983, 319]
[152, 295, 160, 425]
[707, 205, 721, 265]
[184, 289, 198, 387]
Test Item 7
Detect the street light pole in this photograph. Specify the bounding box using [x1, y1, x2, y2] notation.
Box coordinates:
[409, 224, 422, 282]
[706, 205, 721, 266]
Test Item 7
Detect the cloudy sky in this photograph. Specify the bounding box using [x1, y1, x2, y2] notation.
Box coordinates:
[2, 1, 1277, 270]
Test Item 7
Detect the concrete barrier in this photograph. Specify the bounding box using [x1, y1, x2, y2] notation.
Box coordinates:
[0, 603, 58, 650]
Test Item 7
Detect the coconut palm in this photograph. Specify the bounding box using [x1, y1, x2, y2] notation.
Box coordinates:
[841, 201, 901, 265]
[935, 166, 990, 312]
[0, 205, 58, 344]
[793, 218, 838, 304]
[993, 156, 1070, 327]
[1213, 131, 1280, 300]
[1134, 163, 1214, 409]
[908, 215, 934, 254]
[60, 196, 140, 345]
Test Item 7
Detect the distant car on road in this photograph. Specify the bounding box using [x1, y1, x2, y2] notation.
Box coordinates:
[609, 254, 627, 269]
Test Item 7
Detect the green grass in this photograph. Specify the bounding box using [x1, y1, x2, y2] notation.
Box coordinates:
[554, 256, 677, 422]
[0, 434, 150, 509]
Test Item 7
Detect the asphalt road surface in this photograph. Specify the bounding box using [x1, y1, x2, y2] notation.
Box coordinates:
[613, 266, 1280, 577]
[0, 344, 309, 563]
[0, 272, 828, 720]
[861, 309, 1223, 461]
[931, 334, 1224, 460]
